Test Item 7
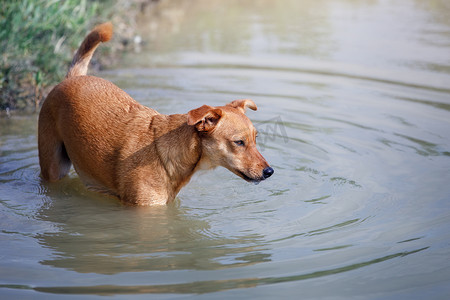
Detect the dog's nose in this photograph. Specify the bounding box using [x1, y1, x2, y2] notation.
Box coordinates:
[263, 167, 274, 179]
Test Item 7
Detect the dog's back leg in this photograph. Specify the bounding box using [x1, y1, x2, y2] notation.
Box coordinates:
[38, 116, 72, 181]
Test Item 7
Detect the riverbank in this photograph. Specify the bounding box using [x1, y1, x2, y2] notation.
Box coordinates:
[0, 0, 159, 115]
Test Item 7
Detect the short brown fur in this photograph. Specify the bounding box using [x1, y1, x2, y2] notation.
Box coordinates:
[38, 22, 273, 205]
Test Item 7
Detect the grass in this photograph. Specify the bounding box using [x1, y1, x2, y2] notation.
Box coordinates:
[0, 0, 150, 113]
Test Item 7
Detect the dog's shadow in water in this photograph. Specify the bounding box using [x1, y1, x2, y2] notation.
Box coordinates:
[35, 176, 271, 274]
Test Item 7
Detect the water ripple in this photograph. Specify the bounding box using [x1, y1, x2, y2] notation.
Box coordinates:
[1, 247, 429, 296]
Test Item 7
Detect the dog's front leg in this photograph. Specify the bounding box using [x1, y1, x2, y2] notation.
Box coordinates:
[120, 182, 170, 206]
[118, 166, 172, 206]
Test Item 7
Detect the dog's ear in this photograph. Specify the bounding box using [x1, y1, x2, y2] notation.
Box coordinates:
[187, 105, 223, 132]
[226, 99, 257, 113]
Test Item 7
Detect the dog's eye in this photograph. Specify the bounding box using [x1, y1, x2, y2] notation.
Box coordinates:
[234, 140, 245, 147]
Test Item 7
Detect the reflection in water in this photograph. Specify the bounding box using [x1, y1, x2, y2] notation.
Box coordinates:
[36, 179, 270, 274]
[138, 0, 337, 58]
[33, 246, 429, 295]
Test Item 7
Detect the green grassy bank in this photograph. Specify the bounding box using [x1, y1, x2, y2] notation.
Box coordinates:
[1, 0, 152, 113]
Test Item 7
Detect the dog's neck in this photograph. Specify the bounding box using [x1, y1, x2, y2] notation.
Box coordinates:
[154, 114, 203, 196]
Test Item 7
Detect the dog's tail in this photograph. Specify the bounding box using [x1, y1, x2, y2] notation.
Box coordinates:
[66, 22, 113, 78]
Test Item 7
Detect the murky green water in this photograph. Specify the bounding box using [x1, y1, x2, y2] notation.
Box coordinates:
[2, 0, 450, 298]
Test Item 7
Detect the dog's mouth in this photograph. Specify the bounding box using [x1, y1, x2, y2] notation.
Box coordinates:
[237, 170, 263, 185]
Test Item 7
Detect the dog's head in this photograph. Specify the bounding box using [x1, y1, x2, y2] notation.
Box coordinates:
[187, 99, 274, 183]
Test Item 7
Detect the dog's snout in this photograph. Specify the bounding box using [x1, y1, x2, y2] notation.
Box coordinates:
[263, 167, 274, 179]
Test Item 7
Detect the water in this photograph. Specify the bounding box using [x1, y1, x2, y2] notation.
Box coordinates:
[1, 0, 450, 298]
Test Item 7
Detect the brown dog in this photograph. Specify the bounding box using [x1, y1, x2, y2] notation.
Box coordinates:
[38, 22, 273, 205]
